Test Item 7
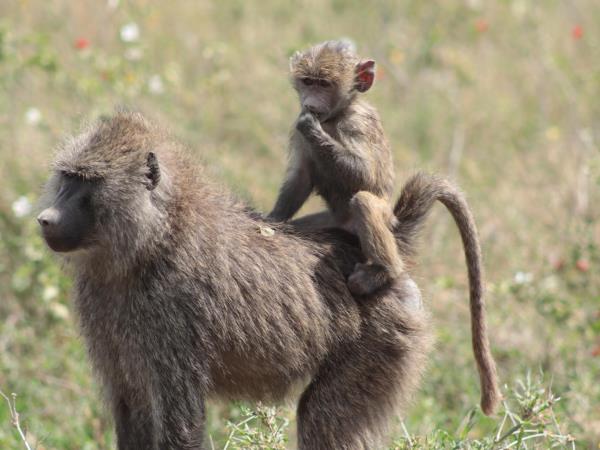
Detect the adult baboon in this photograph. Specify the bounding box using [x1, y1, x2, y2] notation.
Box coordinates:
[38, 112, 499, 449]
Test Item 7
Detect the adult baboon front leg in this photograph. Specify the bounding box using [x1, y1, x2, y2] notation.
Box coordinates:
[347, 191, 404, 296]
[113, 395, 158, 450]
[158, 389, 206, 449]
[113, 385, 206, 449]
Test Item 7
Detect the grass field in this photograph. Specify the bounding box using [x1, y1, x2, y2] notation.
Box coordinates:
[0, 1, 599, 448]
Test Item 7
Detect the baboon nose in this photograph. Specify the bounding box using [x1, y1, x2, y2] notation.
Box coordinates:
[37, 208, 59, 228]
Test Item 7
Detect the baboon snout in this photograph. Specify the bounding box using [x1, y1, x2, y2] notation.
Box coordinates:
[38, 206, 89, 253]
[301, 96, 328, 116]
[37, 207, 61, 229]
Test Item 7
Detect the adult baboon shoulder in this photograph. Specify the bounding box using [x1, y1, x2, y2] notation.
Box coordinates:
[38, 112, 498, 449]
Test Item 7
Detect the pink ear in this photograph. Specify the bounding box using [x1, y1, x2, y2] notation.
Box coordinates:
[355, 60, 375, 92]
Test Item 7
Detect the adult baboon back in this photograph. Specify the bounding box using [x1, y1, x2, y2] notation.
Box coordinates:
[38, 112, 498, 449]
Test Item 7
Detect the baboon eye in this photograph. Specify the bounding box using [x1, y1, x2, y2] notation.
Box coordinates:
[61, 170, 83, 180]
[301, 77, 314, 86]
[80, 194, 92, 209]
[318, 79, 331, 88]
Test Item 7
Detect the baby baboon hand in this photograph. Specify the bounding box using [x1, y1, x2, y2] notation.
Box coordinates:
[296, 111, 321, 137]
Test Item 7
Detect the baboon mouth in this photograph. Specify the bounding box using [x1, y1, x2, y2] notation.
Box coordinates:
[42, 233, 81, 253]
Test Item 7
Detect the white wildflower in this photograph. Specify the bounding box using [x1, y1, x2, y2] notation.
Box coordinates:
[12, 196, 32, 218]
[25, 107, 42, 125]
[43, 285, 59, 302]
[49, 302, 70, 320]
[148, 75, 164, 94]
[120, 22, 140, 42]
[514, 271, 533, 285]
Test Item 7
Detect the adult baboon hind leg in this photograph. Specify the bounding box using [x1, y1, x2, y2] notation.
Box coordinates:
[297, 280, 430, 450]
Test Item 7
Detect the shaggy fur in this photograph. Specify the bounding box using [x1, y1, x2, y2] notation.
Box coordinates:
[40, 112, 498, 449]
[289, 40, 359, 90]
[271, 40, 402, 297]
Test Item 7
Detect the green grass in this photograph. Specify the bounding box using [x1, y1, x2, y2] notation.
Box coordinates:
[1, 1, 599, 448]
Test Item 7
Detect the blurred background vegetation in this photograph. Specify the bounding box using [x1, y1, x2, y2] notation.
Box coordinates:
[0, 0, 599, 448]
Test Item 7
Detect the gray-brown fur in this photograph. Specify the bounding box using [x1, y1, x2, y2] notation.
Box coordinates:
[39, 112, 433, 449]
[38, 112, 498, 449]
[269, 40, 402, 296]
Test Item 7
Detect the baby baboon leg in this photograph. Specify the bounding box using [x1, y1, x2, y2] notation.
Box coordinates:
[348, 191, 403, 296]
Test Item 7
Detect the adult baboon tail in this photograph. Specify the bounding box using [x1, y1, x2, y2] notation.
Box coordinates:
[392, 172, 501, 415]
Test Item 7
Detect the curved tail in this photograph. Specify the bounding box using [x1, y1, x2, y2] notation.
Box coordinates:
[393, 172, 501, 415]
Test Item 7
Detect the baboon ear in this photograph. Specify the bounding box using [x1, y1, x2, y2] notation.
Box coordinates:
[145, 152, 160, 191]
[355, 60, 375, 92]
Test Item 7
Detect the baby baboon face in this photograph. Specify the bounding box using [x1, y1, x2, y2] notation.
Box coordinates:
[290, 40, 376, 120]
[294, 75, 339, 119]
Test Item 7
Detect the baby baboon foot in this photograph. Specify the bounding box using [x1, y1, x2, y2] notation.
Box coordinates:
[347, 263, 395, 297]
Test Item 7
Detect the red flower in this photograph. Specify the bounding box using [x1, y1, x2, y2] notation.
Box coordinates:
[592, 345, 600, 357]
[475, 19, 489, 33]
[572, 25, 583, 40]
[575, 258, 589, 273]
[75, 37, 90, 50]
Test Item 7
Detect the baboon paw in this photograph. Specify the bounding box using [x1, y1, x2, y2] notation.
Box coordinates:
[296, 111, 318, 135]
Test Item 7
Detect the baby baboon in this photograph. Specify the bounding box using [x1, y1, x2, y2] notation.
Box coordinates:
[269, 40, 400, 297]
[38, 112, 499, 450]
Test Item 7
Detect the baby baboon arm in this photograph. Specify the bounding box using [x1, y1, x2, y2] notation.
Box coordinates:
[269, 161, 313, 222]
[296, 112, 373, 189]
